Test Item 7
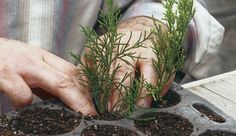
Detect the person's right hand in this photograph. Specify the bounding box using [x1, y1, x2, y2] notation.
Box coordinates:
[0, 38, 97, 115]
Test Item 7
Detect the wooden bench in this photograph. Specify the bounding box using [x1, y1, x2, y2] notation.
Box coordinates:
[182, 70, 236, 119]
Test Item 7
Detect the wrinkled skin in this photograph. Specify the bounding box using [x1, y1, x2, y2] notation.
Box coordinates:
[0, 17, 173, 115]
[80, 17, 174, 111]
[0, 38, 96, 115]
[108, 17, 174, 110]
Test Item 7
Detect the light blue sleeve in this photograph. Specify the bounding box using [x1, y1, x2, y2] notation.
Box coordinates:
[120, 0, 225, 81]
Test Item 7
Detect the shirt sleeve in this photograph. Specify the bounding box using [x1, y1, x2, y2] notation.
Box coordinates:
[101, 0, 134, 13]
[120, 0, 225, 80]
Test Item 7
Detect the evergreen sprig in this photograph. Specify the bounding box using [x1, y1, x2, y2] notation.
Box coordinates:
[146, 0, 195, 101]
[72, 0, 150, 114]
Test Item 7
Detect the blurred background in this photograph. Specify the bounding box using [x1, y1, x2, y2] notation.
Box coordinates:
[205, 0, 236, 76]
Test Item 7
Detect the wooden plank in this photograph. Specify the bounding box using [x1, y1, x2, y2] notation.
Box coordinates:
[201, 78, 236, 104]
[182, 70, 236, 88]
[223, 76, 236, 87]
[181, 70, 236, 119]
[187, 86, 236, 119]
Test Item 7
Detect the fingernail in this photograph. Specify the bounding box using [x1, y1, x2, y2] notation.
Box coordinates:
[73, 102, 97, 115]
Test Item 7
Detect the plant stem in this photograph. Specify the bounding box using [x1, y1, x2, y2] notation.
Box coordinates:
[146, 0, 195, 101]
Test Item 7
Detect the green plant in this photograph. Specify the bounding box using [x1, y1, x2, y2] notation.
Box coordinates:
[71, 0, 150, 115]
[146, 0, 195, 101]
[72, 0, 195, 116]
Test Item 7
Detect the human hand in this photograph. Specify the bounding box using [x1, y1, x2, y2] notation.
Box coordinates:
[108, 17, 175, 109]
[0, 38, 97, 115]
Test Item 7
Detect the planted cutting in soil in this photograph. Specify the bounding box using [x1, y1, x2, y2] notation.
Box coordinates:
[134, 112, 193, 136]
[81, 125, 138, 136]
[0, 90, 185, 136]
[151, 90, 181, 108]
[1, 86, 236, 136]
[193, 103, 226, 123]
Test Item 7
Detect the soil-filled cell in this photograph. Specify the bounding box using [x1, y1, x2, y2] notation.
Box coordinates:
[151, 90, 181, 108]
[81, 125, 138, 136]
[199, 130, 236, 136]
[193, 103, 225, 123]
[0, 108, 81, 136]
[134, 112, 193, 136]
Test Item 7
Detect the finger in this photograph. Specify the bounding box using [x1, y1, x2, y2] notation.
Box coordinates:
[159, 74, 175, 96]
[0, 72, 33, 107]
[108, 59, 136, 111]
[137, 61, 156, 107]
[41, 50, 77, 76]
[24, 62, 97, 115]
[137, 62, 175, 107]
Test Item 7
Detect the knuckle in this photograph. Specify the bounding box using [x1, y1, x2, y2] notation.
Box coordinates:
[54, 76, 75, 90]
[65, 66, 77, 76]
[0, 66, 10, 76]
[143, 59, 153, 65]
[117, 63, 133, 73]
[0, 64, 11, 74]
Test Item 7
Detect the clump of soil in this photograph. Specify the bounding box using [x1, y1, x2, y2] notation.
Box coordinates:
[135, 112, 193, 136]
[85, 112, 123, 121]
[151, 90, 181, 108]
[199, 130, 236, 136]
[193, 103, 225, 123]
[0, 114, 24, 136]
[0, 128, 25, 136]
[0, 129, 24, 136]
[81, 125, 138, 136]
[0, 108, 82, 136]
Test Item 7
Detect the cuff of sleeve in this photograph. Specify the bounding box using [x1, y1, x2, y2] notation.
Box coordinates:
[183, 1, 225, 79]
[120, 0, 165, 22]
[120, 0, 207, 23]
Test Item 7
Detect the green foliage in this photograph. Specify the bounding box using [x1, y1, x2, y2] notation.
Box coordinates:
[146, 0, 195, 101]
[72, 0, 150, 115]
[71, 0, 195, 116]
[116, 76, 145, 116]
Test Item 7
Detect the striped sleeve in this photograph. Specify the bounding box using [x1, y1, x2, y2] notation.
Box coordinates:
[120, 0, 225, 80]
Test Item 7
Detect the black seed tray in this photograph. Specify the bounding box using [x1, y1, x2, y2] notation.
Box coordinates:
[3, 83, 236, 136]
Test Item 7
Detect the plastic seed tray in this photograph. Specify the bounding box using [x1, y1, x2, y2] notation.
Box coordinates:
[3, 83, 236, 136]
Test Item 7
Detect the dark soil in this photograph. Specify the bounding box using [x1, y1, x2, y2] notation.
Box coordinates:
[0, 114, 24, 136]
[151, 90, 180, 108]
[0, 129, 24, 136]
[0, 108, 82, 136]
[0, 108, 131, 136]
[135, 112, 193, 136]
[81, 125, 138, 136]
[1, 90, 230, 136]
[1, 108, 195, 136]
[85, 112, 123, 121]
[193, 103, 226, 123]
[199, 130, 236, 136]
